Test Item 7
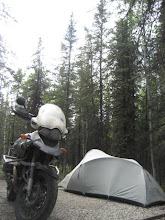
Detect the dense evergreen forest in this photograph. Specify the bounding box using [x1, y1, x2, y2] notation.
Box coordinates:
[0, 0, 165, 186]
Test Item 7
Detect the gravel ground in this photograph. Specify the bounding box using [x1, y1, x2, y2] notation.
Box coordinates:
[0, 179, 165, 220]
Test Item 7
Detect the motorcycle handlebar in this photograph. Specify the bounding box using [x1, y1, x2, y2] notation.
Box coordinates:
[13, 107, 34, 121]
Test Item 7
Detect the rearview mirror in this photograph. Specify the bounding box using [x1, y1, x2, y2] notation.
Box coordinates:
[16, 97, 26, 107]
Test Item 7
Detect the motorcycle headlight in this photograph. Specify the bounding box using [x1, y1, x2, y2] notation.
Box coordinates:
[38, 128, 61, 147]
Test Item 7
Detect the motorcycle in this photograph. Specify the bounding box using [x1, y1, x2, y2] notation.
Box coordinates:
[3, 97, 68, 220]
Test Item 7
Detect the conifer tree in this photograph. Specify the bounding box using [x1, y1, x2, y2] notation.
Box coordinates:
[150, 0, 165, 181]
[23, 38, 50, 115]
[110, 19, 138, 158]
[92, 0, 109, 150]
[73, 28, 100, 164]
[54, 14, 77, 175]
[54, 14, 77, 125]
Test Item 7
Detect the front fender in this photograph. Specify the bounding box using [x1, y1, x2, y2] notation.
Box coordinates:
[35, 163, 59, 180]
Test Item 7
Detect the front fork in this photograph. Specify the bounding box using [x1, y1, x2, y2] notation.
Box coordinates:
[27, 149, 38, 198]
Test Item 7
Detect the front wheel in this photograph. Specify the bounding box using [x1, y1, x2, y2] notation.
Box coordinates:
[15, 170, 58, 220]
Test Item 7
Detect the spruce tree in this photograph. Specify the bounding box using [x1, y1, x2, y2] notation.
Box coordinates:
[23, 38, 50, 116]
[54, 14, 77, 176]
[92, 0, 109, 150]
[73, 29, 100, 164]
[110, 19, 137, 158]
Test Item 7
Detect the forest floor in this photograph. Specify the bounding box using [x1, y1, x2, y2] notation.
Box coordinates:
[0, 179, 165, 220]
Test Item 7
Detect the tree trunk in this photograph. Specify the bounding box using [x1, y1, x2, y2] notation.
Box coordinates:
[143, 40, 156, 180]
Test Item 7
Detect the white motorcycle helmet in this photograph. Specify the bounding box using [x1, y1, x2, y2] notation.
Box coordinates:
[31, 104, 68, 137]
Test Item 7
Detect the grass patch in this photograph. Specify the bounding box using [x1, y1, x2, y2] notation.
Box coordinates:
[0, 159, 4, 179]
[162, 184, 165, 192]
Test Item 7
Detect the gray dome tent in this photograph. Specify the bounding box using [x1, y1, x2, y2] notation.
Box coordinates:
[59, 149, 165, 207]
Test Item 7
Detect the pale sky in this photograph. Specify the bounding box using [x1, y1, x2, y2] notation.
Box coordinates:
[1, 0, 118, 71]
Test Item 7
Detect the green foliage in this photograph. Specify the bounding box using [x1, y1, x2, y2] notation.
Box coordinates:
[0, 159, 4, 179]
[58, 163, 72, 182]
[22, 39, 51, 115]
[1, 0, 165, 185]
[110, 19, 138, 158]
[162, 184, 165, 192]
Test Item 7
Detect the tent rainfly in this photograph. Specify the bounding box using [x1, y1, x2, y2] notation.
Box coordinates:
[59, 149, 165, 207]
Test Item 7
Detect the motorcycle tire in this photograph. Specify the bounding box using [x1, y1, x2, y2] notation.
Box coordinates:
[7, 185, 17, 201]
[15, 170, 58, 220]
